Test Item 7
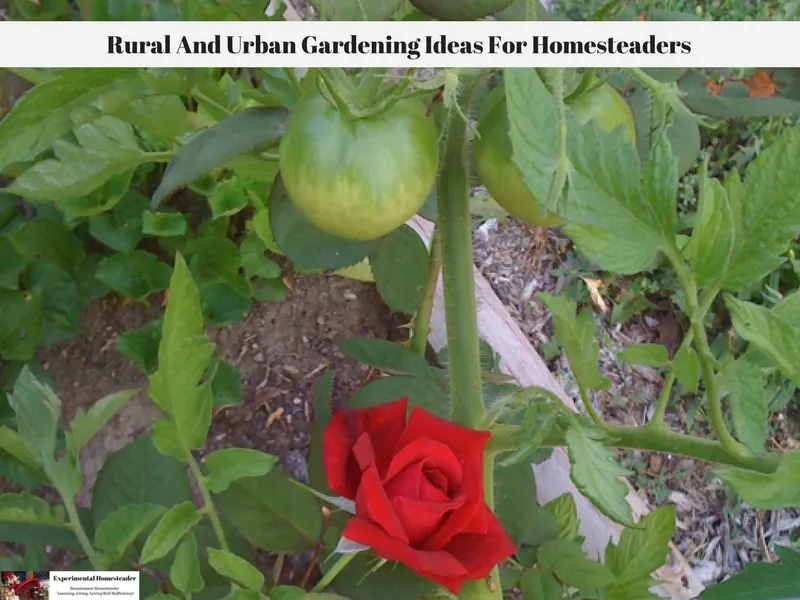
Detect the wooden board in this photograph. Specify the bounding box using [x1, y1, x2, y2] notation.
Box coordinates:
[409, 216, 704, 599]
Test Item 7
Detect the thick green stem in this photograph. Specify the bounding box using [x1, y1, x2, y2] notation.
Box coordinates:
[438, 84, 485, 430]
[411, 227, 442, 357]
[188, 456, 230, 552]
[63, 496, 104, 569]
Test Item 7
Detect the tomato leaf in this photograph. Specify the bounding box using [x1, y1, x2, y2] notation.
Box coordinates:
[684, 176, 735, 289]
[94, 504, 167, 562]
[210, 359, 241, 408]
[369, 225, 429, 314]
[7, 117, 152, 202]
[539, 293, 610, 392]
[673, 344, 700, 394]
[554, 556, 616, 589]
[697, 548, 800, 599]
[206, 548, 264, 592]
[7, 367, 61, 461]
[151, 107, 287, 208]
[96, 251, 172, 302]
[204, 448, 278, 494]
[0, 492, 81, 550]
[718, 125, 800, 291]
[111, 94, 192, 139]
[0, 290, 43, 362]
[495, 460, 559, 549]
[338, 337, 442, 380]
[311, 0, 403, 20]
[140, 501, 202, 565]
[719, 360, 767, 456]
[347, 375, 449, 420]
[88, 189, 148, 252]
[269, 174, 378, 271]
[0, 69, 144, 172]
[605, 506, 675, 585]
[520, 569, 563, 600]
[209, 177, 249, 218]
[170, 532, 205, 597]
[617, 344, 670, 369]
[543, 493, 579, 541]
[66, 388, 139, 457]
[115, 319, 163, 375]
[565, 424, 633, 526]
[726, 296, 800, 387]
[717, 451, 800, 510]
[148, 254, 215, 454]
[561, 223, 660, 275]
[9, 217, 85, 272]
[142, 212, 188, 237]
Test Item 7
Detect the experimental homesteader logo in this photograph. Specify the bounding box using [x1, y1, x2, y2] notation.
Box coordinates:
[48, 573, 138, 600]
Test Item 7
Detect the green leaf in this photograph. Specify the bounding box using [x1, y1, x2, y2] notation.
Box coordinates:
[0, 237, 24, 290]
[725, 296, 800, 387]
[204, 449, 278, 494]
[717, 450, 800, 510]
[91, 435, 193, 530]
[338, 338, 440, 379]
[641, 133, 679, 244]
[143, 212, 188, 237]
[115, 319, 163, 375]
[94, 503, 167, 561]
[0, 492, 80, 550]
[96, 251, 172, 301]
[210, 177, 249, 218]
[308, 370, 335, 495]
[554, 557, 616, 589]
[211, 360, 241, 407]
[539, 293, 610, 391]
[88, 189, 148, 252]
[0, 290, 43, 361]
[0, 69, 145, 172]
[112, 94, 192, 139]
[148, 254, 215, 453]
[0, 426, 41, 471]
[206, 548, 264, 592]
[140, 501, 202, 564]
[58, 170, 135, 221]
[170, 531, 205, 597]
[66, 388, 138, 457]
[565, 424, 633, 526]
[310, 0, 403, 20]
[9, 217, 85, 271]
[719, 360, 767, 456]
[347, 375, 449, 420]
[25, 260, 83, 341]
[368, 225, 429, 314]
[697, 555, 800, 599]
[151, 107, 288, 207]
[240, 233, 281, 279]
[543, 493, 579, 540]
[215, 470, 322, 554]
[684, 176, 735, 289]
[562, 223, 661, 275]
[269, 174, 378, 270]
[775, 546, 800, 570]
[718, 126, 800, 291]
[617, 344, 670, 369]
[200, 283, 252, 327]
[7, 367, 61, 460]
[605, 506, 675, 585]
[495, 460, 559, 549]
[8, 117, 151, 201]
[673, 344, 700, 394]
[536, 539, 585, 568]
[520, 569, 563, 600]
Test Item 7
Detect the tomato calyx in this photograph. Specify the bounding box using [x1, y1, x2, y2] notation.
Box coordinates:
[315, 68, 425, 121]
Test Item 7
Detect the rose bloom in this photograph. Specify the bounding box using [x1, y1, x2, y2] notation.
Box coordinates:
[323, 397, 516, 593]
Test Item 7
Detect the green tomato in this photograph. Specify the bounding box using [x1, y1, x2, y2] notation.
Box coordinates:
[279, 91, 439, 241]
[473, 82, 636, 228]
[410, 0, 515, 20]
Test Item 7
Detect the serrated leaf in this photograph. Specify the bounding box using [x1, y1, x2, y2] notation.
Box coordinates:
[605, 506, 675, 585]
[112, 94, 192, 139]
[540, 293, 610, 392]
[536, 539, 585, 568]
[565, 425, 633, 526]
[170, 531, 205, 596]
[673, 344, 700, 394]
[142, 212, 188, 237]
[204, 449, 278, 494]
[684, 176, 735, 289]
[618, 344, 670, 369]
[554, 556, 616, 589]
[520, 569, 563, 600]
[140, 501, 202, 564]
[148, 254, 215, 453]
[151, 107, 287, 207]
[0, 69, 145, 172]
[338, 338, 440, 379]
[66, 389, 138, 457]
[8, 117, 152, 201]
[543, 493, 579, 540]
[563, 223, 660, 275]
[94, 503, 166, 561]
[206, 548, 264, 591]
[717, 450, 800, 510]
[719, 360, 767, 456]
[269, 174, 378, 270]
[726, 296, 800, 387]
[719, 125, 800, 291]
[96, 251, 172, 301]
[641, 133, 679, 244]
[368, 225, 429, 314]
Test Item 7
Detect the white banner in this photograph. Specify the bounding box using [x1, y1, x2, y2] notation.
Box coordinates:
[49, 572, 139, 600]
[0, 20, 798, 68]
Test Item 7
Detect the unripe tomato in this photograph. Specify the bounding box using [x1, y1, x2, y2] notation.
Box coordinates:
[473, 82, 636, 228]
[279, 91, 439, 241]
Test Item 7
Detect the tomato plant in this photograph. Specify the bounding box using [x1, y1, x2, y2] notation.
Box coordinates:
[3, 4, 800, 600]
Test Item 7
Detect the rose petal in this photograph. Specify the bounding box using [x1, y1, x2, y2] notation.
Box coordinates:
[442, 504, 517, 581]
[385, 437, 463, 491]
[355, 463, 409, 544]
[392, 494, 467, 546]
[397, 407, 491, 464]
[343, 517, 469, 594]
[323, 398, 408, 499]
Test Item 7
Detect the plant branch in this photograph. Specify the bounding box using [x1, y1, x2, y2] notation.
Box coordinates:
[187, 456, 229, 552]
[62, 494, 104, 570]
[438, 79, 485, 430]
[576, 382, 606, 428]
[411, 226, 442, 357]
[648, 369, 677, 426]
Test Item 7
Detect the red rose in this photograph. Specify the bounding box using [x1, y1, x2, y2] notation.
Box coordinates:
[322, 398, 516, 594]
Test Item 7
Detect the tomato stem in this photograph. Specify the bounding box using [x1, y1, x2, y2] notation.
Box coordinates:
[411, 226, 442, 357]
[317, 69, 359, 120]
